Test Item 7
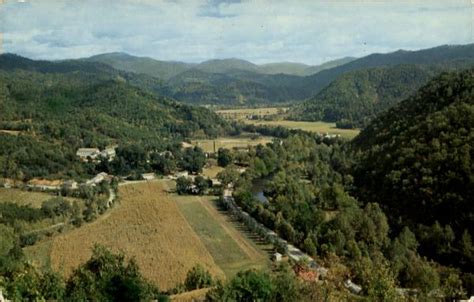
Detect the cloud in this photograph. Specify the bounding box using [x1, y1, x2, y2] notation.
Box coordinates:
[1, 0, 472, 64]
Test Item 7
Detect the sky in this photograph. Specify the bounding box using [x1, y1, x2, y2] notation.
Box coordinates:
[1, 0, 473, 65]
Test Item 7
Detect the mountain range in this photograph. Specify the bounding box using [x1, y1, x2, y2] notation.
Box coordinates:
[84, 44, 474, 110]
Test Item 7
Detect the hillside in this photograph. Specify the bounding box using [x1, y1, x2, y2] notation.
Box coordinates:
[290, 65, 439, 128]
[84, 44, 474, 107]
[302, 56, 356, 76]
[86, 52, 195, 80]
[0, 54, 231, 179]
[300, 43, 474, 97]
[352, 69, 474, 272]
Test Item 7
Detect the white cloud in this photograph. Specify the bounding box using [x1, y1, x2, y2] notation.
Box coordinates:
[1, 0, 472, 64]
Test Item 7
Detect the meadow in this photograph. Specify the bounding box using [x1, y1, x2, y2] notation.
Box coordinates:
[215, 107, 360, 139]
[215, 107, 288, 120]
[0, 188, 62, 208]
[244, 120, 360, 139]
[173, 193, 270, 278]
[191, 135, 273, 153]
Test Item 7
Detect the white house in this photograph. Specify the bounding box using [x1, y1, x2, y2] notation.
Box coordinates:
[62, 180, 78, 190]
[76, 148, 100, 160]
[100, 147, 116, 160]
[142, 173, 155, 181]
[344, 279, 362, 294]
[272, 252, 282, 262]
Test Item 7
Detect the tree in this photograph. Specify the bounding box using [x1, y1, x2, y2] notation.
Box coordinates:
[176, 177, 192, 195]
[184, 264, 213, 291]
[216, 165, 239, 187]
[223, 270, 274, 301]
[354, 255, 400, 302]
[217, 148, 233, 167]
[150, 152, 176, 175]
[194, 176, 210, 195]
[180, 147, 206, 174]
[65, 245, 159, 301]
[71, 200, 83, 227]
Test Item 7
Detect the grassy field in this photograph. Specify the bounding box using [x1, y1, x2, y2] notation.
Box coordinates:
[216, 107, 288, 120]
[49, 181, 224, 290]
[0, 188, 60, 208]
[244, 120, 360, 139]
[24, 238, 54, 271]
[172, 193, 270, 278]
[202, 165, 224, 179]
[0, 188, 81, 208]
[192, 135, 273, 153]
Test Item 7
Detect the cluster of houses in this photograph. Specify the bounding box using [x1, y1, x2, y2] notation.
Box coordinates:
[0, 172, 113, 192]
[76, 146, 117, 162]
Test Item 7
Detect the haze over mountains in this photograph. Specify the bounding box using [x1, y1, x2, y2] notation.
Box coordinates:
[86, 53, 356, 79]
[3, 43, 474, 124]
[83, 44, 474, 111]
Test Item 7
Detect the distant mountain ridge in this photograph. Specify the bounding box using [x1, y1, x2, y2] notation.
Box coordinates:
[83, 44, 474, 107]
[86, 53, 355, 78]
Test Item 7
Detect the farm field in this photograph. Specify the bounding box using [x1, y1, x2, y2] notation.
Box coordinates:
[172, 193, 270, 278]
[0, 188, 82, 208]
[48, 180, 224, 290]
[244, 120, 360, 139]
[216, 107, 288, 120]
[0, 188, 62, 208]
[192, 135, 273, 153]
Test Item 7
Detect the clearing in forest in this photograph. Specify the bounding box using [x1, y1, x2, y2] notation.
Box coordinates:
[244, 120, 360, 138]
[0, 188, 78, 208]
[192, 135, 273, 153]
[49, 181, 224, 290]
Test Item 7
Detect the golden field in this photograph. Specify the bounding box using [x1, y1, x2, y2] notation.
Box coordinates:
[49, 181, 224, 290]
[191, 136, 273, 153]
[244, 120, 360, 139]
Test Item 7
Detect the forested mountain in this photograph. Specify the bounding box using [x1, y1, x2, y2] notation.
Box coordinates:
[299, 43, 474, 97]
[167, 69, 306, 105]
[292, 44, 474, 127]
[301, 56, 356, 76]
[84, 44, 474, 107]
[86, 52, 195, 80]
[352, 69, 474, 275]
[0, 54, 231, 179]
[290, 65, 439, 127]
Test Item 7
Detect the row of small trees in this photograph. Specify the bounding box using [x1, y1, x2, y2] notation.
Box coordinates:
[219, 196, 288, 255]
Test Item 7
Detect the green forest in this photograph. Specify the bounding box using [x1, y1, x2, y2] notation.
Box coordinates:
[0, 52, 473, 300]
[0, 54, 231, 179]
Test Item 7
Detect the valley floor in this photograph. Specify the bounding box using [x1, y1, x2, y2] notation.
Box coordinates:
[26, 180, 270, 290]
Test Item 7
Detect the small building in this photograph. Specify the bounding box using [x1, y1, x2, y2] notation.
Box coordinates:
[190, 184, 200, 194]
[272, 252, 282, 262]
[76, 148, 100, 160]
[142, 173, 155, 181]
[62, 180, 78, 190]
[100, 146, 117, 160]
[344, 279, 362, 294]
[175, 171, 189, 178]
[181, 142, 193, 149]
[159, 150, 174, 158]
